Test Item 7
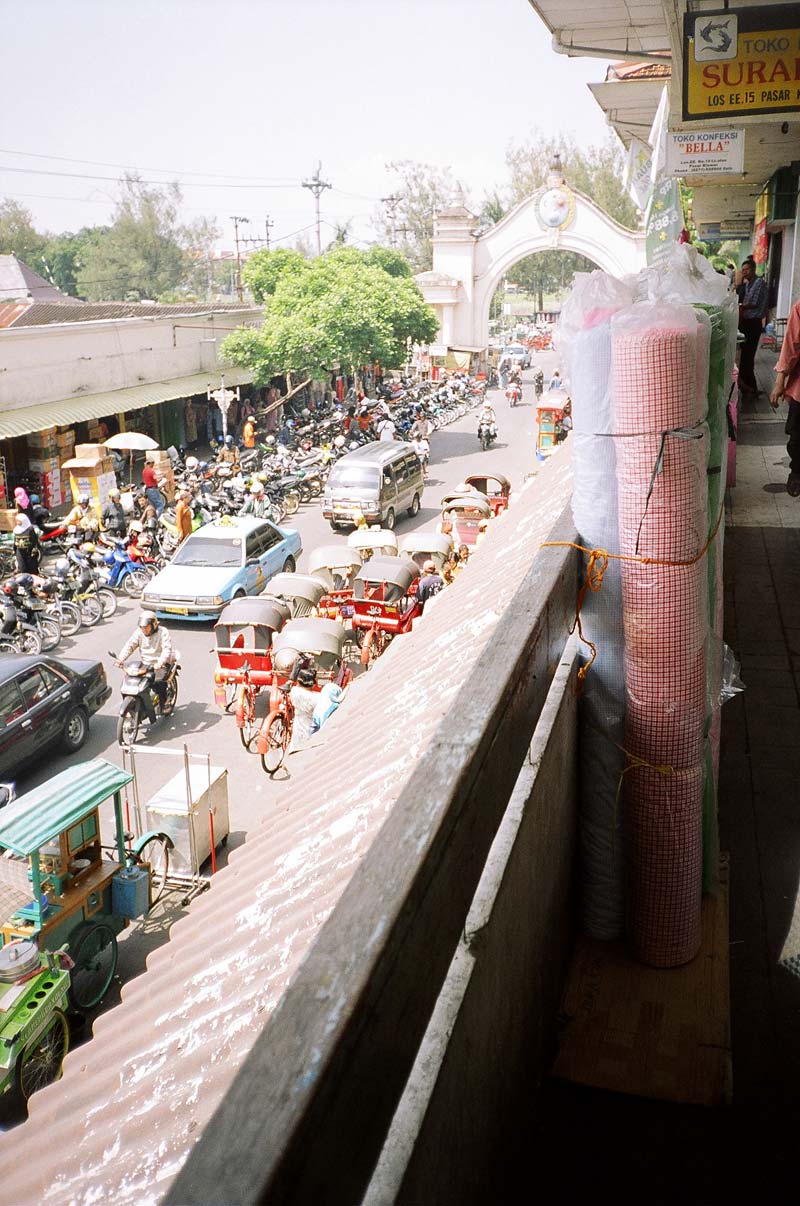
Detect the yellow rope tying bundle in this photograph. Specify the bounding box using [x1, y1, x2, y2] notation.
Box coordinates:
[542, 503, 724, 693]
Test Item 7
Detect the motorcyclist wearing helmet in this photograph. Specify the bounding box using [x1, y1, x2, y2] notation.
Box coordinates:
[101, 488, 127, 538]
[116, 611, 175, 720]
[479, 400, 497, 439]
[216, 434, 240, 468]
[239, 479, 272, 520]
[65, 493, 100, 534]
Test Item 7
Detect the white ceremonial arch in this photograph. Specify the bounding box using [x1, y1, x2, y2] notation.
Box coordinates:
[416, 161, 646, 352]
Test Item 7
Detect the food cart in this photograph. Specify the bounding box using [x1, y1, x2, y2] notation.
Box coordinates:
[0, 759, 172, 1102]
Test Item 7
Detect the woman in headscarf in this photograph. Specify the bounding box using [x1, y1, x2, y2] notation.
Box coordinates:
[13, 513, 40, 573]
[14, 486, 36, 524]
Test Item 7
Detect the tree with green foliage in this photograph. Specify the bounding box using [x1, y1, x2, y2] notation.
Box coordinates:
[76, 174, 190, 301]
[0, 199, 48, 269]
[39, 227, 108, 297]
[242, 248, 309, 302]
[222, 245, 437, 382]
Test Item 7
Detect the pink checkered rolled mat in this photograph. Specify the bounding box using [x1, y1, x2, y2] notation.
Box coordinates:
[612, 317, 709, 967]
[626, 764, 703, 967]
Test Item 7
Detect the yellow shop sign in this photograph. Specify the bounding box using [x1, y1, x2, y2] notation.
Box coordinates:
[683, 6, 800, 121]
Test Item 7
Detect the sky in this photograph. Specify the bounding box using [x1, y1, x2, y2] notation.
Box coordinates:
[0, 0, 613, 252]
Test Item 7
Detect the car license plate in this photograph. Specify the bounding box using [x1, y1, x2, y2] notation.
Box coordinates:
[164, 606, 189, 615]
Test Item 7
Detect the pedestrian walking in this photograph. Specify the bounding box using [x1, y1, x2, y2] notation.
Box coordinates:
[771, 296, 800, 495]
[142, 458, 165, 517]
[738, 257, 769, 396]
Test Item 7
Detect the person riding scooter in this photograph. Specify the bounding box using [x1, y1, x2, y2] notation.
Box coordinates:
[216, 434, 240, 469]
[116, 611, 174, 724]
[478, 401, 497, 439]
[101, 488, 127, 538]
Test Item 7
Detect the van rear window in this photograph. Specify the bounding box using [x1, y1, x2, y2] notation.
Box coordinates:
[327, 465, 380, 490]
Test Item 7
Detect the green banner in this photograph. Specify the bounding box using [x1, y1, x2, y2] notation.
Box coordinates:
[645, 177, 684, 267]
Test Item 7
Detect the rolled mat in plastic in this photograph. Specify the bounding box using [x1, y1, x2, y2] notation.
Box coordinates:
[570, 322, 626, 939]
[612, 314, 708, 967]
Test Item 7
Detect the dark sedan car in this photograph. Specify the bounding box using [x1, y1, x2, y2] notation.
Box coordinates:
[0, 655, 111, 779]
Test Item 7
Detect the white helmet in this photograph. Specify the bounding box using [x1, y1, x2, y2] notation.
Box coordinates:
[333, 435, 346, 448]
[185, 455, 199, 472]
[251, 480, 264, 495]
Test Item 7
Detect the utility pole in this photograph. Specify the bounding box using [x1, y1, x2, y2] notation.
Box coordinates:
[231, 215, 249, 301]
[264, 216, 274, 250]
[302, 162, 332, 256]
[381, 194, 401, 247]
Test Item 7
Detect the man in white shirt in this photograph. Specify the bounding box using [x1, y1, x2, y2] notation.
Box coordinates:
[377, 416, 396, 441]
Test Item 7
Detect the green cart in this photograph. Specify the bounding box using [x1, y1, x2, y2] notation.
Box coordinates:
[0, 759, 172, 1102]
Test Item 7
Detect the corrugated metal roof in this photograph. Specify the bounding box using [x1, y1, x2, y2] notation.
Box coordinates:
[7, 301, 255, 327]
[0, 367, 255, 440]
[0, 301, 33, 328]
[0, 760, 132, 856]
[2, 449, 573, 1206]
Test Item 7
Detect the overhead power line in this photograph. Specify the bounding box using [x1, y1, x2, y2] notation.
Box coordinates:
[0, 147, 297, 184]
[0, 164, 299, 190]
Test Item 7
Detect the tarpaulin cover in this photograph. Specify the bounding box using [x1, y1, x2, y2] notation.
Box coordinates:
[612, 304, 709, 967]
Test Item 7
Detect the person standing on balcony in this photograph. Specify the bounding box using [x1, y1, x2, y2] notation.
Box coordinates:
[770, 297, 800, 496]
[738, 258, 769, 396]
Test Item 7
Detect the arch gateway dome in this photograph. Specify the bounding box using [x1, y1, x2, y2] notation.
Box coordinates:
[415, 158, 646, 351]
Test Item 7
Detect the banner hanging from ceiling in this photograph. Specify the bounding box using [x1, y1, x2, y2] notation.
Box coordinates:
[683, 5, 800, 121]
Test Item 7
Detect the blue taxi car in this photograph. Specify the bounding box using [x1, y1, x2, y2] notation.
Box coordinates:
[141, 516, 302, 621]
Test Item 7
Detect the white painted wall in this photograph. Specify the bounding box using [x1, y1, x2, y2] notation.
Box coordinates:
[417, 193, 646, 350]
[0, 306, 262, 412]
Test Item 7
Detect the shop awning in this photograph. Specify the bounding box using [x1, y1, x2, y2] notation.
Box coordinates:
[0, 366, 255, 440]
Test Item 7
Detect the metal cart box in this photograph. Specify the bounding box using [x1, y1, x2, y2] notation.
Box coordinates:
[145, 764, 229, 876]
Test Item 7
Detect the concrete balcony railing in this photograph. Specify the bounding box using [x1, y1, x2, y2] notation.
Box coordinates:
[168, 466, 581, 1205]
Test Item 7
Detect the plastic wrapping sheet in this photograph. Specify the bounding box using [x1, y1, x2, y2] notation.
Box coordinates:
[612, 305, 709, 967]
[571, 323, 626, 940]
[560, 270, 635, 940]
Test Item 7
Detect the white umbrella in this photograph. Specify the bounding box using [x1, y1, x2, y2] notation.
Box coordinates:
[104, 431, 159, 485]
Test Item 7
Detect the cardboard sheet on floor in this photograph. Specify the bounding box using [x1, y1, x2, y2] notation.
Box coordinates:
[552, 855, 730, 1106]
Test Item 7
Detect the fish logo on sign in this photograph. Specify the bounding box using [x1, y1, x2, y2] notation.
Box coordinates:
[694, 13, 737, 61]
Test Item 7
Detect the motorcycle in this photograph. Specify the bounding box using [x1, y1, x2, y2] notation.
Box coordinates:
[506, 383, 521, 408]
[478, 418, 496, 452]
[101, 543, 154, 596]
[111, 651, 181, 746]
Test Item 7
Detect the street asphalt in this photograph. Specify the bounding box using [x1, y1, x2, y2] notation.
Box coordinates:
[4, 350, 560, 1031]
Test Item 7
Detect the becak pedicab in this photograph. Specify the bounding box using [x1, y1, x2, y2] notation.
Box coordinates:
[307, 545, 363, 622]
[256, 618, 352, 775]
[398, 530, 453, 576]
[213, 596, 290, 747]
[346, 528, 398, 561]
[438, 491, 492, 548]
[351, 554, 421, 667]
[462, 472, 511, 516]
[260, 573, 328, 619]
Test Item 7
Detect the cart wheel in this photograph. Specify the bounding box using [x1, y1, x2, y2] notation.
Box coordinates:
[69, 922, 118, 1010]
[260, 714, 289, 775]
[238, 689, 259, 750]
[137, 834, 171, 904]
[16, 1008, 69, 1101]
